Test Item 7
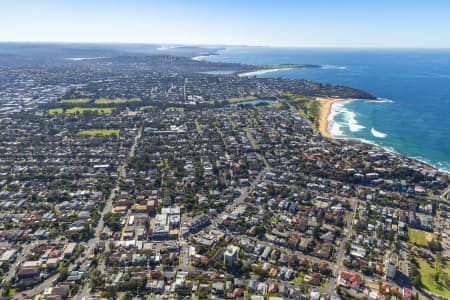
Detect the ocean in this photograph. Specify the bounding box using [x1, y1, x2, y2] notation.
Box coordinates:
[201, 47, 450, 172]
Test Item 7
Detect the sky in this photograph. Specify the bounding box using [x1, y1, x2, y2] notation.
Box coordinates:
[1, 0, 450, 48]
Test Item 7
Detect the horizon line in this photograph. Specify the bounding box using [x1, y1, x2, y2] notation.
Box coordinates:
[1, 40, 450, 50]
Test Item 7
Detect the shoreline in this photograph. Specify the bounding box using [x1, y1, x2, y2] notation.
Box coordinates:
[346, 137, 449, 173]
[237, 68, 294, 77]
[194, 48, 449, 174]
[317, 97, 353, 139]
[318, 97, 450, 173]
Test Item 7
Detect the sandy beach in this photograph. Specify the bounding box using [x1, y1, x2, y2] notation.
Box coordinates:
[237, 68, 294, 77]
[317, 97, 352, 138]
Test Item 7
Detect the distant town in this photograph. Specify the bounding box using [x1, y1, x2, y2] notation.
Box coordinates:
[0, 44, 449, 300]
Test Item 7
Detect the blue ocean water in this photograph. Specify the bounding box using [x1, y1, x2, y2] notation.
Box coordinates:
[202, 47, 450, 171]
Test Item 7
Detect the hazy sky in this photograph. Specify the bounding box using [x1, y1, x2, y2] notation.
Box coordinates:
[1, 0, 450, 48]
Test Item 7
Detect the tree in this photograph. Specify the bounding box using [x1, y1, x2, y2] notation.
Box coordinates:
[240, 263, 249, 274]
[59, 267, 69, 281]
[225, 273, 234, 281]
[104, 212, 123, 232]
[428, 239, 442, 252]
[410, 263, 422, 289]
[103, 286, 118, 299]
[344, 241, 351, 255]
[90, 269, 104, 288]
[253, 265, 267, 279]
[196, 244, 208, 255]
[231, 259, 242, 272]
[254, 225, 265, 237]
[361, 265, 373, 276]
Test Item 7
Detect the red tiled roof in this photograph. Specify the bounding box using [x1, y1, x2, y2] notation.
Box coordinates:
[339, 271, 362, 287]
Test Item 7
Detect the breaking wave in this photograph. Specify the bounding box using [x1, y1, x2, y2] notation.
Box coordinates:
[327, 101, 365, 137]
[66, 57, 106, 61]
[371, 128, 387, 138]
[157, 45, 177, 51]
[345, 111, 365, 132]
[321, 65, 347, 70]
[192, 56, 207, 61]
[329, 121, 345, 137]
[374, 98, 394, 103]
[327, 103, 346, 137]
